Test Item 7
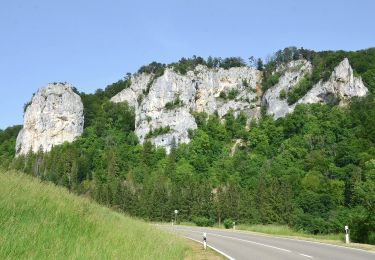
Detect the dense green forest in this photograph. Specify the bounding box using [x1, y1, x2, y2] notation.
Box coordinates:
[1, 47, 374, 244]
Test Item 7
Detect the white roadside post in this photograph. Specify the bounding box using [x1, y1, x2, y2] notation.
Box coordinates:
[233, 221, 236, 230]
[203, 232, 207, 250]
[174, 210, 178, 225]
[345, 225, 350, 244]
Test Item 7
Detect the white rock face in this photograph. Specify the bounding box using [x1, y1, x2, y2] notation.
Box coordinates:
[262, 60, 313, 119]
[263, 58, 368, 119]
[16, 83, 84, 155]
[112, 65, 261, 152]
[298, 58, 368, 105]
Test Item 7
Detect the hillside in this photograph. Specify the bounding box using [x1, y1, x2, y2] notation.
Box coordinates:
[1, 47, 375, 245]
[0, 169, 190, 259]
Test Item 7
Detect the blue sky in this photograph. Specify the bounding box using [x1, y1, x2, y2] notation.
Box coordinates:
[0, 0, 374, 129]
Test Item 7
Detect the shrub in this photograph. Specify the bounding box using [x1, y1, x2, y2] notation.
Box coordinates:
[138, 61, 166, 75]
[262, 72, 281, 92]
[192, 216, 214, 227]
[219, 91, 227, 99]
[145, 126, 171, 139]
[279, 89, 287, 100]
[287, 77, 313, 105]
[23, 101, 31, 112]
[137, 94, 144, 105]
[227, 89, 239, 100]
[165, 96, 184, 110]
[224, 219, 234, 229]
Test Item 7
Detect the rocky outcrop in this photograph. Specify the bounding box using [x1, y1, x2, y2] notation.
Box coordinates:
[298, 58, 368, 105]
[262, 60, 313, 119]
[16, 83, 84, 155]
[112, 65, 261, 152]
[263, 58, 368, 119]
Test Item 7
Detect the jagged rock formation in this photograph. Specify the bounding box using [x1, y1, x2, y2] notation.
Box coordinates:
[112, 65, 261, 152]
[16, 83, 84, 155]
[263, 58, 368, 119]
[262, 59, 313, 119]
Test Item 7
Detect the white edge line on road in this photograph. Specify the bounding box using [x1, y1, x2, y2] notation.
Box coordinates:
[206, 226, 375, 255]
[170, 225, 375, 255]
[210, 232, 292, 253]
[183, 236, 235, 260]
[177, 228, 291, 253]
[299, 253, 313, 258]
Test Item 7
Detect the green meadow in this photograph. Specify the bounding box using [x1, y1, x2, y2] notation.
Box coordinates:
[0, 169, 190, 259]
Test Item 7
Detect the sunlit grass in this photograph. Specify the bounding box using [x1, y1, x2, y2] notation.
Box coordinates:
[234, 224, 345, 241]
[0, 169, 189, 259]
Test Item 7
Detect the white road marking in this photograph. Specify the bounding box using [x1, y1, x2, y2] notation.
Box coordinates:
[175, 228, 291, 253]
[183, 236, 235, 260]
[299, 253, 313, 258]
[211, 232, 292, 253]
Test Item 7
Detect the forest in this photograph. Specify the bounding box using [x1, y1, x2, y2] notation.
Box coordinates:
[0, 47, 374, 244]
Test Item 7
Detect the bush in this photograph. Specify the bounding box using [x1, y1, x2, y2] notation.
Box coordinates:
[224, 219, 234, 229]
[287, 77, 313, 105]
[165, 96, 184, 110]
[145, 126, 171, 139]
[138, 61, 166, 75]
[279, 89, 287, 100]
[192, 216, 214, 227]
[219, 91, 227, 100]
[350, 207, 375, 244]
[262, 72, 281, 92]
[227, 89, 239, 100]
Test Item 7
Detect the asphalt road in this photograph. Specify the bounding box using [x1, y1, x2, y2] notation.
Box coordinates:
[160, 225, 375, 260]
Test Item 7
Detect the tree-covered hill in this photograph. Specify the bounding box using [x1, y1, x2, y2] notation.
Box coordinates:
[1, 47, 374, 244]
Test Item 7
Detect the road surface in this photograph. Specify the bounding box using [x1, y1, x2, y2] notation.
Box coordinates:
[160, 225, 375, 260]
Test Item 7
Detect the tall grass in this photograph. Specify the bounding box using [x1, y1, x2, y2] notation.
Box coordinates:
[0, 170, 189, 259]
[235, 224, 345, 241]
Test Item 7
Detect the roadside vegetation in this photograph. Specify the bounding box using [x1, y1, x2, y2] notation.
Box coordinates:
[0, 169, 195, 259]
[1, 48, 374, 245]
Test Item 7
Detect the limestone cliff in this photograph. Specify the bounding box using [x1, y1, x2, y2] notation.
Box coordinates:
[263, 58, 368, 119]
[111, 65, 262, 152]
[16, 83, 84, 155]
[16, 57, 368, 155]
[111, 58, 368, 152]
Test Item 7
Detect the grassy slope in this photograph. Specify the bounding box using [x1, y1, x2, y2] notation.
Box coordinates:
[0, 170, 190, 259]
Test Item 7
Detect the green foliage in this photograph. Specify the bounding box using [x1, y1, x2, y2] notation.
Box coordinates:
[262, 72, 281, 91]
[165, 96, 184, 110]
[279, 89, 286, 100]
[145, 126, 171, 139]
[191, 111, 208, 128]
[5, 94, 375, 244]
[219, 91, 227, 99]
[138, 61, 166, 75]
[102, 76, 131, 98]
[0, 170, 189, 259]
[287, 77, 313, 105]
[171, 56, 206, 75]
[0, 125, 21, 167]
[219, 57, 246, 69]
[23, 101, 31, 112]
[137, 94, 144, 105]
[171, 55, 247, 75]
[192, 216, 214, 227]
[2, 48, 375, 245]
[227, 89, 239, 100]
[224, 219, 234, 229]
